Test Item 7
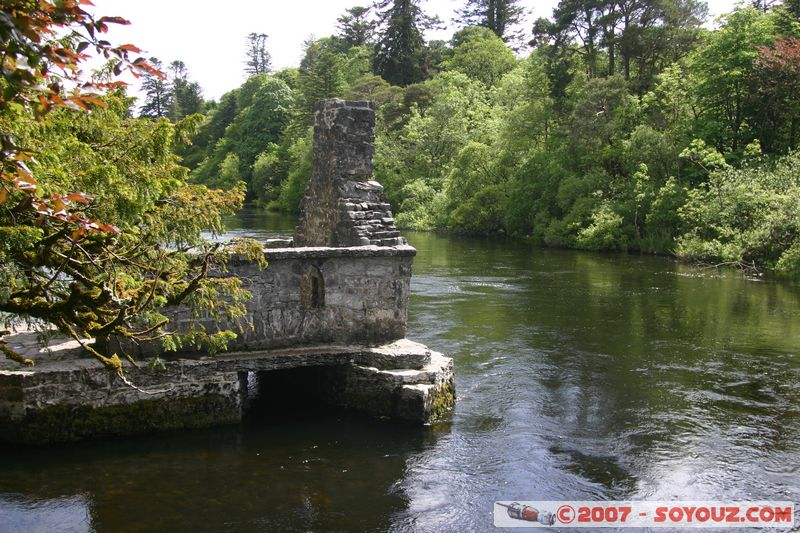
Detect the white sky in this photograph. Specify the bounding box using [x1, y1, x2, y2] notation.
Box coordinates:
[88, 0, 743, 102]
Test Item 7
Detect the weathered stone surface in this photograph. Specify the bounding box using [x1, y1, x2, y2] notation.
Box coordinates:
[103, 245, 417, 357]
[265, 238, 293, 248]
[294, 99, 406, 248]
[320, 350, 455, 423]
[0, 335, 453, 443]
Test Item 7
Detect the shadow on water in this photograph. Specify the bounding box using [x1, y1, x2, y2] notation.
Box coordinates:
[0, 391, 438, 532]
[3, 207, 800, 531]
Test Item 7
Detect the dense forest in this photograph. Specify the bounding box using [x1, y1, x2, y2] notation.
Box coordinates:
[0, 0, 798, 370]
[5, 0, 800, 297]
[139, 0, 800, 272]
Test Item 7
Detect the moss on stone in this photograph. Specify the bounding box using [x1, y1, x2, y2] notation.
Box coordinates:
[0, 395, 241, 444]
[427, 379, 456, 422]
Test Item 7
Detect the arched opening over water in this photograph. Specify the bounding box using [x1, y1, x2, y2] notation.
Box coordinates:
[241, 367, 344, 422]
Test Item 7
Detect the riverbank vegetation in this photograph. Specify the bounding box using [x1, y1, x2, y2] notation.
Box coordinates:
[159, 0, 800, 272]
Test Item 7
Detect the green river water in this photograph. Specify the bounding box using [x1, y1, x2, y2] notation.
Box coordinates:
[1, 208, 798, 531]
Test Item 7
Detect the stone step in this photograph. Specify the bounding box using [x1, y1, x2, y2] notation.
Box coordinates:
[371, 230, 400, 238]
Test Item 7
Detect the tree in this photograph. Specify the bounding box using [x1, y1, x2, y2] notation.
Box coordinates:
[245, 32, 272, 76]
[455, 0, 525, 44]
[168, 60, 204, 121]
[191, 76, 293, 197]
[299, 38, 348, 113]
[787, 0, 800, 18]
[612, 0, 706, 89]
[676, 149, 800, 272]
[251, 144, 283, 203]
[751, 37, 800, 152]
[337, 6, 376, 47]
[0, 1, 262, 377]
[218, 152, 243, 189]
[139, 57, 173, 118]
[445, 27, 517, 85]
[751, 0, 782, 12]
[687, 7, 775, 153]
[374, 0, 428, 86]
[532, 0, 706, 89]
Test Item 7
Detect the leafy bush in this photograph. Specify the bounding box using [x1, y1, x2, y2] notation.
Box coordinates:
[676, 151, 800, 271]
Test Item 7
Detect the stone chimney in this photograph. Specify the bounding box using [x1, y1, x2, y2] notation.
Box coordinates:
[293, 99, 405, 247]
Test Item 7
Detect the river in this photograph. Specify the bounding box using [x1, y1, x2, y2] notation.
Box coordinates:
[1, 208, 799, 531]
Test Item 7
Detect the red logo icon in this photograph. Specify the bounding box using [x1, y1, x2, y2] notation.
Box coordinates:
[558, 504, 576, 524]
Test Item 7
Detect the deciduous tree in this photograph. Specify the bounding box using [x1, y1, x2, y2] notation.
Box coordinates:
[0, 1, 262, 377]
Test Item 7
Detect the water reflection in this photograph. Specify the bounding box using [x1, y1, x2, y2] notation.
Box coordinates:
[2, 208, 799, 531]
[401, 230, 800, 526]
[218, 209, 296, 241]
[0, 415, 433, 532]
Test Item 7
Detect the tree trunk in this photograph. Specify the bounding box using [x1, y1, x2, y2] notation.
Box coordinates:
[608, 29, 616, 76]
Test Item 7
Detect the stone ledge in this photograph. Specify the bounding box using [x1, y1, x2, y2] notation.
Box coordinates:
[0, 338, 454, 442]
[256, 244, 416, 260]
[324, 350, 455, 423]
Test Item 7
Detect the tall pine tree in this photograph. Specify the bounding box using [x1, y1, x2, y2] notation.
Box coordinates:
[337, 6, 376, 48]
[245, 33, 272, 76]
[455, 0, 525, 44]
[139, 57, 172, 118]
[168, 60, 204, 121]
[532, 0, 705, 89]
[374, 0, 428, 86]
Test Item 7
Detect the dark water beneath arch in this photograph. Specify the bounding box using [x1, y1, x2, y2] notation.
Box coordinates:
[2, 207, 799, 531]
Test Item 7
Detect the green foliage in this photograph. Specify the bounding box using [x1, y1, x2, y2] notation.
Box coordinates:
[337, 6, 376, 48]
[454, 0, 525, 44]
[218, 152, 242, 189]
[576, 202, 627, 251]
[0, 2, 274, 375]
[170, 0, 800, 275]
[676, 150, 800, 271]
[686, 7, 775, 153]
[251, 144, 283, 204]
[299, 39, 349, 113]
[191, 76, 293, 197]
[277, 130, 313, 212]
[374, 0, 429, 86]
[449, 184, 507, 233]
[444, 27, 517, 86]
[1, 90, 258, 371]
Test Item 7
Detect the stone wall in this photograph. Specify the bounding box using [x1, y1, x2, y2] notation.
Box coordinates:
[0, 339, 454, 444]
[0, 354, 242, 443]
[119, 244, 416, 356]
[294, 99, 404, 247]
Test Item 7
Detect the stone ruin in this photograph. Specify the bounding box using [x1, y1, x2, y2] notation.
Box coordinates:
[0, 99, 455, 443]
[295, 100, 404, 248]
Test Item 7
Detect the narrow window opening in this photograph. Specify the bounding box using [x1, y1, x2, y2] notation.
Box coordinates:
[311, 275, 322, 307]
[301, 265, 325, 309]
